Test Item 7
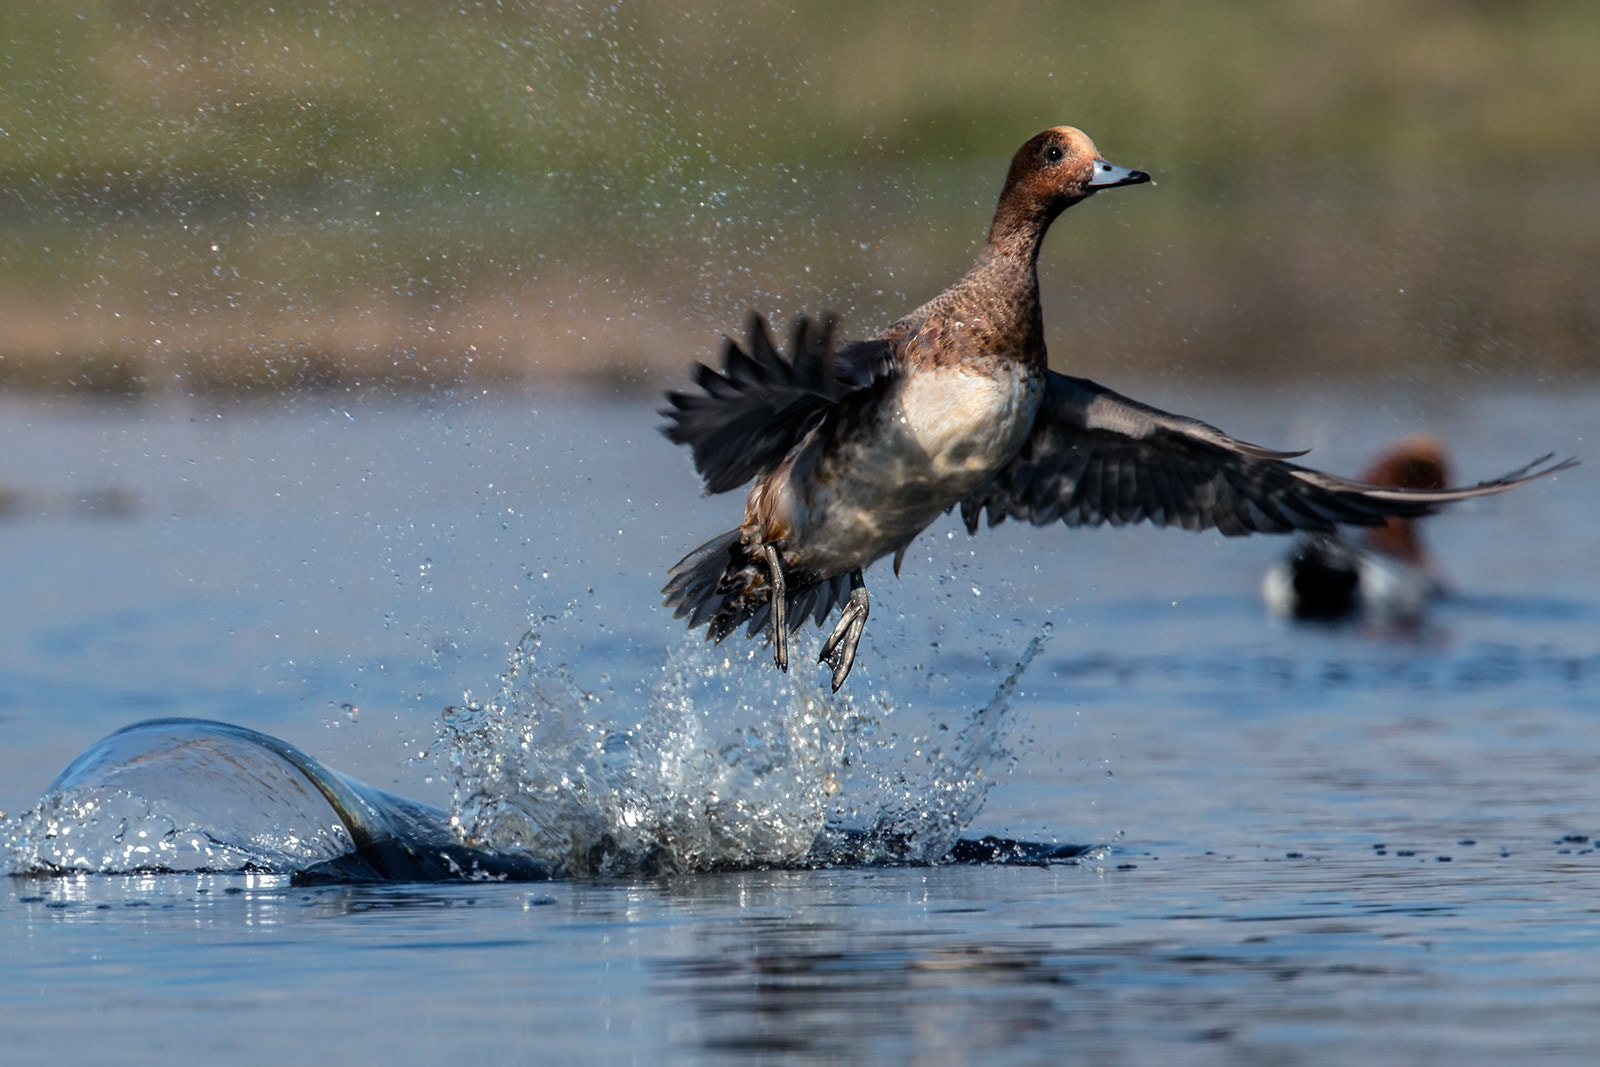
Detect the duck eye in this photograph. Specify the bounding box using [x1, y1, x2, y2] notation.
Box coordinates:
[1043, 144, 1065, 164]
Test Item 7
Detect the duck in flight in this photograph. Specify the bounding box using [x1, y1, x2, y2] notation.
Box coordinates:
[661, 126, 1574, 690]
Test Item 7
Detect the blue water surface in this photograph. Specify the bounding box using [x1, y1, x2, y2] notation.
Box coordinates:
[2, 383, 1597, 1064]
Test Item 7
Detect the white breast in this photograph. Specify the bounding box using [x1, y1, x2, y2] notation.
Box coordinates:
[895, 364, 1036, 479]
[776, 363, 1040, 575]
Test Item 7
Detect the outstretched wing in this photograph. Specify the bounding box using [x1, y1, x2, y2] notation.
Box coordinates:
[959, 371, 1576, 536]
[661, 313, 898, 495]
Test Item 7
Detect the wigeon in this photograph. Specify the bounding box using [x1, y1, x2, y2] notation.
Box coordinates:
[1263, 435, 1459, 621]
[661, 127, 1574, 689]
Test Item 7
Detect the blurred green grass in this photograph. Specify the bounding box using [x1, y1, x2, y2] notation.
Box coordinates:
[1, 0, 1596, 395]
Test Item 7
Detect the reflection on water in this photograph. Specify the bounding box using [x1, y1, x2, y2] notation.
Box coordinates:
[656, 915, 1074, 1059]
[15, 844, 1600, 1063]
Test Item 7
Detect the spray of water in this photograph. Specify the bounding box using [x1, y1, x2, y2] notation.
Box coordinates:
[440, 613, 1053, 876]
[4, 608, 1057, 879]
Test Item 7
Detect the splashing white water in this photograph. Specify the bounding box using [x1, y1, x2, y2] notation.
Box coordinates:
[440, 613, 1053, 876]
[3, 610, 1055, 879]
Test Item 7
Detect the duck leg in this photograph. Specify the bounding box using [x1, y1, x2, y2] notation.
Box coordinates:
[818, 569, 869, 691]
[762, 543, 789, 671]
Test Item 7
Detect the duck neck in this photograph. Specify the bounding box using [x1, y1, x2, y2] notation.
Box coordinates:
[984, 196, 1059, 265]
[1366, 517, 1425, 564]
[962, 211, 1054, 365]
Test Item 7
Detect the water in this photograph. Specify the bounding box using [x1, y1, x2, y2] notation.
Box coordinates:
[1, 382, 1596, 1063]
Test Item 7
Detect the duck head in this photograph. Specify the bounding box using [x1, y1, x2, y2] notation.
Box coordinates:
[1364, 435, 1451, 563]
[987, 126, 1150, 253]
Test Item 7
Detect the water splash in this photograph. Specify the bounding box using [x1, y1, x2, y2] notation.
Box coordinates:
[4, 613, 1057, 880]
[440, 613, 1054, 876]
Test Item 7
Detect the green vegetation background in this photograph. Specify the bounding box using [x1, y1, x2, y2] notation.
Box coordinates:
[2, 0, 1596, 395]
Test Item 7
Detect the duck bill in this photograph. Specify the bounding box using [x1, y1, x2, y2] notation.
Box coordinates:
[1086, 159, 1152, 189]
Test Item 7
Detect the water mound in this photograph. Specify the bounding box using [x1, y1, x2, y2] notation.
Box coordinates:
[5, 718, 550, 882]
[8, 718, 355, 876]
[442, 616, 1055, 876]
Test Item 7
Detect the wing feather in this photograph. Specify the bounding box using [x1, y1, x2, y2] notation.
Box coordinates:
[661, 312, 898, 495]
[960, 371, 1576, 537]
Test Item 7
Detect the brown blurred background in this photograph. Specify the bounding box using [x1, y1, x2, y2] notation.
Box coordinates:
[1, 0, 1596, 397]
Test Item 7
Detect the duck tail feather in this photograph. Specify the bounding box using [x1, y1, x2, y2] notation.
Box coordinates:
[663, 529, 767, 643]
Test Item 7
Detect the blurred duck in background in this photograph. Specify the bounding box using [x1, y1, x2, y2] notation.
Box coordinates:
[1263, 435, 1456, 623]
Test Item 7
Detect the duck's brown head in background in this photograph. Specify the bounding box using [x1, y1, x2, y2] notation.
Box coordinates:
[1363, 435, 1452, 563]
